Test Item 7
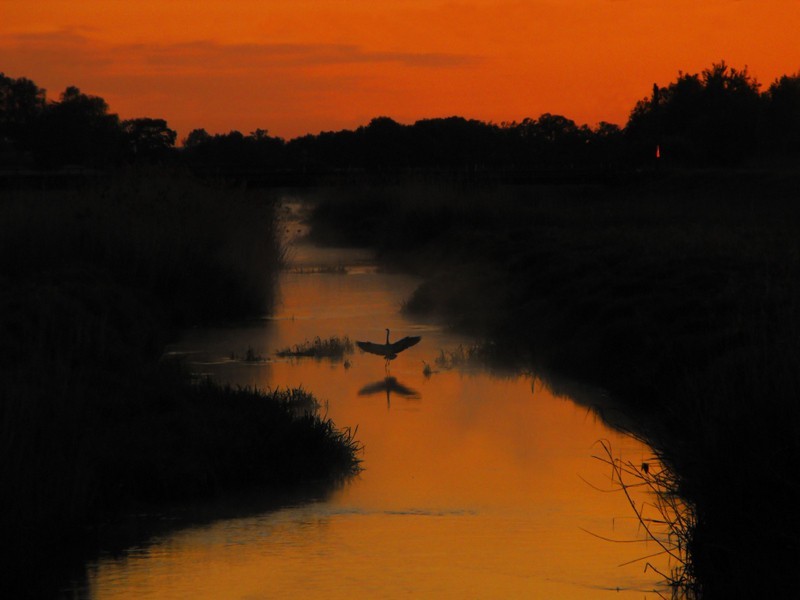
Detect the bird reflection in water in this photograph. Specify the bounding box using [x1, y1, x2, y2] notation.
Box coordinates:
[358, 377, 421, 409]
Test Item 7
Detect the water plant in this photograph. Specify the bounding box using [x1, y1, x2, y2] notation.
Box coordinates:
[591, 440, 698, 599]
[432, 343, 499, 371]
[276, 335, 355, 360]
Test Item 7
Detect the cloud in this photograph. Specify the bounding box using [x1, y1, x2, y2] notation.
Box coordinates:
[1, 29, 482, 76]
[1, 29, 115, 70]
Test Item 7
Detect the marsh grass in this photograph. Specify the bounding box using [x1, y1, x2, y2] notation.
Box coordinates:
[276, 335, 355, 360]
[432, 343, 501, 371]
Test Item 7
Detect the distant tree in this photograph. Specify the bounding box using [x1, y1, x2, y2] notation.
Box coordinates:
[183, 128, 212, 148]
[531, 113, 579, 143]
[507, 113, 591, 169]
[626, 61, 761, 166]
[361, 117, 411, 169]
[121, 118, 176, 162]
[410, 117, 498, 169]
[35, 86, 124, 168]
[0, 73, 46, 162]
[761, 74, 800, 156]
[182, 128, 287, 174]
[588, 121, 624, 169]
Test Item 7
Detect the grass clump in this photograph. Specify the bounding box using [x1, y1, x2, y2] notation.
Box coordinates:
[432, 343, 501, 371]
[276, 335, 355, 360]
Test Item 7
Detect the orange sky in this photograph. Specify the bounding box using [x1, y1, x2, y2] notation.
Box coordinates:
[2, 1, 799, 140]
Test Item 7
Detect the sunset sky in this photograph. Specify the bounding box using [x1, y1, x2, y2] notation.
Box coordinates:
[2, 1, 799, 141]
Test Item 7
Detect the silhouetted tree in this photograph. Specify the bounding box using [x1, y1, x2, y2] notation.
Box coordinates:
[361, 117, 412, 169]
[34, 86, 124, 168]
[121, 118, 177, 163]
[504, 114, 593, 170]
[411, 117, 500, 169]
[183, 128, 212, 148]
[182, 128, 287, 174]
[588, 121, 624, 170]
[627, 62, 761, 166]
[761, 74, 800, 156]
[0, 73, 46, 163]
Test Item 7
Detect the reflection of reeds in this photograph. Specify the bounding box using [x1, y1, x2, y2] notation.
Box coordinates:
[230, 346, 265, 362]
[276, 335, 355, 360]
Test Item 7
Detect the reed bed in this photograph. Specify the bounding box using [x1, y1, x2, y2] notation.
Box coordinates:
[431, 343, 500, 371]
[276, 335, 355, 360]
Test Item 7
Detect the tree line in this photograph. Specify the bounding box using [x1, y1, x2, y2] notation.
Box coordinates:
[1, 61, 799, 176]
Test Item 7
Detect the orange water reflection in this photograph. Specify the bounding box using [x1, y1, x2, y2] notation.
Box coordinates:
[87, 240, 671, 598]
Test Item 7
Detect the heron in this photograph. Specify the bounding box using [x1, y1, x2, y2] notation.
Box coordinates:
[356, 328, 421, 368]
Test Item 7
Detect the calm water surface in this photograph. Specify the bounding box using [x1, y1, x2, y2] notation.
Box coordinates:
[73, 208, 672, 598]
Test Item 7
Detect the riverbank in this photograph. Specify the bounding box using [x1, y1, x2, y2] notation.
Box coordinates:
[307, 169, 800, 598]
[0, 172, 361, 598]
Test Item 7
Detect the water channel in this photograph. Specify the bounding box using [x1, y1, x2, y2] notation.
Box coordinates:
[68, 201, 671, 598]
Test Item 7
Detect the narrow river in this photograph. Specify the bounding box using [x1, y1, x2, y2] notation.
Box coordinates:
[67, 203, 671, 598]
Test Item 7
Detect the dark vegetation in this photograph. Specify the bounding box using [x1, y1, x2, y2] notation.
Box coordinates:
[306, 171, 800, 599]
[2, 62, 800, 185]
[0, 174, 360, 598]
[276, 335, 355, 360]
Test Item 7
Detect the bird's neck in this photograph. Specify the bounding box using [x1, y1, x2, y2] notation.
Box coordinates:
[385, 330, 390, 345]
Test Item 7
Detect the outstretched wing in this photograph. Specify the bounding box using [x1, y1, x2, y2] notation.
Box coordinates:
[356, 341, 388, 356]
[390, 336, 421, 354]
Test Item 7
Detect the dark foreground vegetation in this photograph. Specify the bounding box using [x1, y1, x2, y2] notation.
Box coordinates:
[307, 170, 800, 599]
[0, 173, 361, 598]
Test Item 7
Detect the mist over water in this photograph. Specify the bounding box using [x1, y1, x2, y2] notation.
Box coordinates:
[66, 200, 670, 599]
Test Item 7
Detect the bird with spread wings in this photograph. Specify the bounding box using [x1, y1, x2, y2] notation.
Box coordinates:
[356, 328, 421, 364]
